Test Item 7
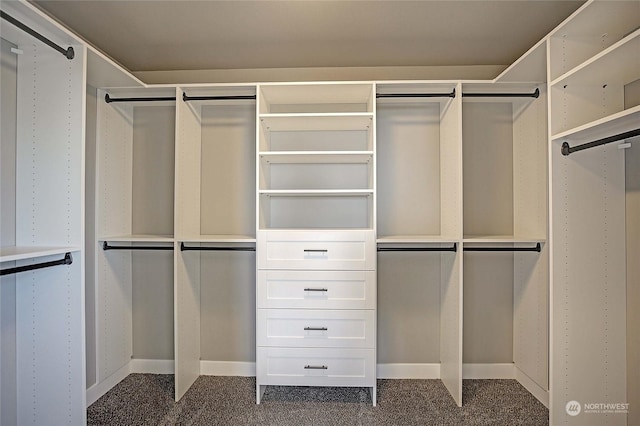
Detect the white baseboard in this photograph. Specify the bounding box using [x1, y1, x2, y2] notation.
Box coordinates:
[514, 366, 549, 408]
[130, 359, 175, 374]
[200, 361, 256, 376]
[377, 363, 440, 379]
[462, 363, 515, 379]
[86, 362, 130, 407]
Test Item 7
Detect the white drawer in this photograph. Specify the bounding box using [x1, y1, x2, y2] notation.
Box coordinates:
[257, 230, 375, 271]
[257, 270, 376, 309]
[257, 309, 375, 348]
[256, 347, 375, 387]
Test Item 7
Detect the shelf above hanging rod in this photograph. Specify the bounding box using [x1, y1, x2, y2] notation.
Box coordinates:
[102, 241, 173, 251]
[104, 94, 176, 103]
[561, 128, 640, 156]
[376, 89, 456, 99]
[182, 92, 256, 102]
[377, 243, 457, 252]
[180, 242, 256, 252]
[462, 88, 539, 98]
[1, 11, 74, 59]
[464, 243, 541, 252]
[1, 252, 72, 276]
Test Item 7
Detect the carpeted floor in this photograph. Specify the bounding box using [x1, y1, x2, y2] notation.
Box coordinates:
[87, 375, 548, 425]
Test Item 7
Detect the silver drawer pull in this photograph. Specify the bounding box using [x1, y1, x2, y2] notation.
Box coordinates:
[304, 249, 328, 253]
[304, 365, 328, 370]
[304, 288, 328, 292]
[304, 327, 328, 331]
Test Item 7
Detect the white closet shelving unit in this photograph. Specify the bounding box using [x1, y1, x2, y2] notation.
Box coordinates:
[549, 1, 639, 424]
[94, 86, 177, 398]
[375, 82, 464, 405]
[175, 84, 257, 399]
[255, 83, 378, 404]
[0, 2, 86, 424]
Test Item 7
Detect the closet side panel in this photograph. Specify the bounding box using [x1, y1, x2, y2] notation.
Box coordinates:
[626, 141, 640, 426]
[440, 250, 462, 407]
[95, 92, 133, 382]
[14, 42, 86, 425]
[552, 142, 627, 426]
[175, 99, 201, 237]
[0, 36, 18, 426]
[440, 88, 462, 239]
[512, 87, 549, 391]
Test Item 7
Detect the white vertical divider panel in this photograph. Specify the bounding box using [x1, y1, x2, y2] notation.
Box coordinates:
[95, 89, 134, 383]
[512, 86, 549, 396]
[14, 41, 87, 425]
[439, 83, 463, 406]
[551, 141, 627, 425]
[174, 87, 201, 401]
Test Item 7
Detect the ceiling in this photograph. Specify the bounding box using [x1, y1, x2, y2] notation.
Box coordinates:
[32, 1, 585, 73]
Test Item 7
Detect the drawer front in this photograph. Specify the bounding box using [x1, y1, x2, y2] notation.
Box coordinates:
[257, 347, 375, 387]
[257, 270, 376, 309]
[257, 230, 375, 270]
[257, 309, 375, 348]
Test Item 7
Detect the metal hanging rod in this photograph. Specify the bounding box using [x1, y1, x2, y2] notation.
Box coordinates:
[376, 89, 456, 99]
[464, 243, 541, 252]
[0, 11, 74, 60]
[180, 242, 255, 252]
[1, 252, 72, 276]
[561, 128, 640, 156]
[105, 94, 176, 103]
[182, 92, 256, 102]
[462, 88, 539, 98]
[377, 243, 457, 252]
[102, 241, 174, 251]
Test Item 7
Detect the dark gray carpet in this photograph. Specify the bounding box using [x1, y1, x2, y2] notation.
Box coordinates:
[87, 375, 548, 425]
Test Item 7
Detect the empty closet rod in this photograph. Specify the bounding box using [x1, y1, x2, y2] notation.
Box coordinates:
[376, 89, 456, 99]
[561, 128, 640, 156]
[0, 11, 75, 59]
[102, 242, 174, 251]
[104, 94, 176, 103]
[464, 243, 541, 252]
[462, 88, 539, 98]
[0, 252, 72, 276]
[182, 93, 257, 102]
[180, 243, 256, 252]
[377, 244, 457, 252]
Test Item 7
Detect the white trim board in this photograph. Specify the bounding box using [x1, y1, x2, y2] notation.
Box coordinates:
[515, 366, 549, 409]
[200, 361, 256, 377]
[377, 363, 440, 379]
[86, 362, 130, 407]
[462, 363, 515, 379]
[130, 359, 175, 374]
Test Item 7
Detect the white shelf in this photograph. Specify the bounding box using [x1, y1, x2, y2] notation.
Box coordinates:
[260, 189, 373, 197]
[463, 236, 545, 244]
[179, 235, 256, 243]
[0, 246, 80, 263]
[260, 151, 373, 164]
[377, 235, 459, 244]
[551, 105, 640, 144]
[98, 234, 175, 243]
[259, 113, 373, 131]
[551, 29, 640, 87]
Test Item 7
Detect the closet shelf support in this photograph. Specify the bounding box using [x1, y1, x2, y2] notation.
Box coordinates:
[561, 128, 640, 156]
[1, 252, 72, 276]
[180, 242, 256, 252]
[377, 243, 457, 252]
[376, 89, 456, 99]
[182, 92, 256, 102]
[0, 11, 74, 59]
[464, 243, 541, 252]
[462, 88, 539, 98]
[102, 241, 174, 251]
[104, 94, 176, 103]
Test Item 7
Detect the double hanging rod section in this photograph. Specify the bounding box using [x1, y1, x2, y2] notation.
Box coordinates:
[0, 252, 73, 276]
[0, 11, 74, 59]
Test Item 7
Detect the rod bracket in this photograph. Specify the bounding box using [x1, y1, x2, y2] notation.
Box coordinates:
[561, 142, 571, 156]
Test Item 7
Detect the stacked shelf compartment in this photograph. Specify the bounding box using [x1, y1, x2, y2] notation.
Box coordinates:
[258, 83, 375, 230]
